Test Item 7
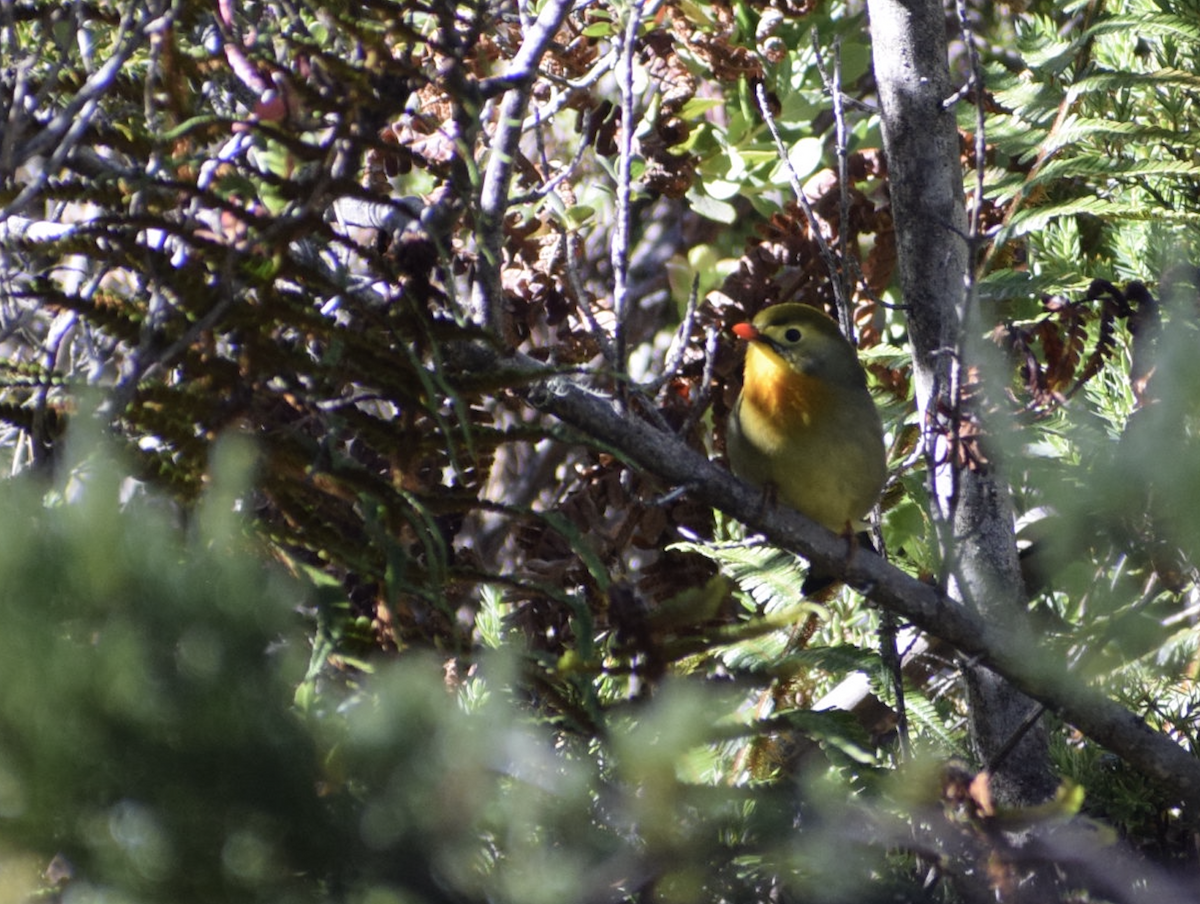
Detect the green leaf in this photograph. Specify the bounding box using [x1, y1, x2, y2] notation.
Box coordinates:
[687, 188, 738, 223]
[565, 204, 596, 227]
[679, 97, 724, 120]
[703, 177, 743, 201]
[771, 136, 823, 184]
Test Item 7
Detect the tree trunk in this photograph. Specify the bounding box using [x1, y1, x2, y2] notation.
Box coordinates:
[866, 0, 1057, 806]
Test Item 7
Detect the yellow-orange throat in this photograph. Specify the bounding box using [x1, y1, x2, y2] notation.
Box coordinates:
[741, 344, 829, 427]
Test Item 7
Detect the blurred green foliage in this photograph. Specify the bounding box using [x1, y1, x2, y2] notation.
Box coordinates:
[0, 438, 934, 904]
[2, 0, 1200, 900]
[0, 434, 335, 902]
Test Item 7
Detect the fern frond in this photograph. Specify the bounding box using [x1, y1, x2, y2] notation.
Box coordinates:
[1035, 157, 1200, 185]
[1008, 199, 1200, 237]
[671, 541, 812, 612]
[773, 708, 878, 765]
[871, 673, 967, 756]
[1088, 14, 1200, 43]
[1072, 67, 1200, 96]
[768, 643, 880, 678]
[1042, 117, 1178, 152]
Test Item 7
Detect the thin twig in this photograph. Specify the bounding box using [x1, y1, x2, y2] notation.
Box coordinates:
[681, 324, 720, 439]
[808, 37, 900, 316]
[0, 3, 147, 220]
[470, 0, 578, 333]
[928, 354, 964, 596]
[477, 0, 576, 98]
[101, 289, 238, 425]
[511, 107, 594, 206]
[940, 0, 989, 598]
[650, 273, 700, 396]
[813, 33, 855, 340]
[879, 610, 911, 759]
[954, 0, 987, 273]
[753, 82, 843, 313]
[985, 703, 1047, 775]
[525, 102, 617, 362]
[525, 48, 618, 123]
[611, 0, 647, 394]
[563, 228, 615, 359]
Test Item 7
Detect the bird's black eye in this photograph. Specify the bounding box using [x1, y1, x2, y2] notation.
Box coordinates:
[784, 328, 802, 343]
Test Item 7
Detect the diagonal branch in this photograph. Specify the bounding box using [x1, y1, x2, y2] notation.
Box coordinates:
[476, 352, 1200, 818]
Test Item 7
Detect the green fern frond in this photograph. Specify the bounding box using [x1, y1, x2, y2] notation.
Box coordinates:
[0, 361, 66, 388]
[671, 541, 811, 611]
[1072, 67, 1200, 95]
[1088, 14, 1200, 43]
[772, 708, 878, 765]
[1016, 14, 1084, 73]
[1007, 199, 1200, 238]
[870, 674, 967, 757]
[1042, 117, 1174, 152]
[1035, 156, 1200, 185]
[766, 643, 880, 679]
[0, 401, 65, 435]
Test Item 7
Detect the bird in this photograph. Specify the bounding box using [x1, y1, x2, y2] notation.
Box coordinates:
[726, 303, 887, 594]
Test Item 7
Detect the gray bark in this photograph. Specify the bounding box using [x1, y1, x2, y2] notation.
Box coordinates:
[460, 349, 1200, 818]
[866, 0, 1057, 804]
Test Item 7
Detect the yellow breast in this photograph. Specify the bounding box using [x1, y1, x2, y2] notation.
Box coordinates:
[740, 345, 831, 438]
[730, 345, 884, 530]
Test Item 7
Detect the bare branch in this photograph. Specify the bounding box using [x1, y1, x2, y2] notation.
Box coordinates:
[812, 34, 856, 340]
[478, 0, 579, 98]
[610, 0, 647, 387]
[471, 0, 577, 334]
[650, 273, 700, 396]
[494, 352, 1200, 817]
[953, 0, 988, 270]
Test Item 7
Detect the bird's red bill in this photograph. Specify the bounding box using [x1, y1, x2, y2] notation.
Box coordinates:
[732, 322, 759, 340]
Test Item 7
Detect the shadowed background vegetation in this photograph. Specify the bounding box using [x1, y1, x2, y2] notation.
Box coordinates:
[2, 1, 1200, 901]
